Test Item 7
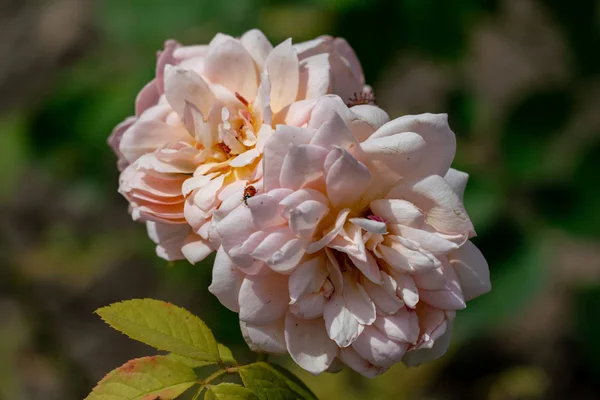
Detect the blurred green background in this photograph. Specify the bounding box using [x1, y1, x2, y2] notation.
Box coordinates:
[1, 0, 600, 399]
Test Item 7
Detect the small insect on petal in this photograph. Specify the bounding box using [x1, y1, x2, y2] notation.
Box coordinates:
[243, 185, 257, 206]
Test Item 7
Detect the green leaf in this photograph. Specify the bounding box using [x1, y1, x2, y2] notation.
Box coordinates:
[238, 362, 317, 400]
[166, 353, 214, 369]
[85, 355, 197, 400]
[217, 344, 236, 364]
[205, 383, 258, 400]
[96, 299, 219, 362]
[166, 344, 236, 368]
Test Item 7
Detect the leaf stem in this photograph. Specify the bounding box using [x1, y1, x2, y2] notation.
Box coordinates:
[193, 365, 240, 398]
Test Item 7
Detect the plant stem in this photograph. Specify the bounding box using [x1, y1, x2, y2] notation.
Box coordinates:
[193, 365, 240, 398]
[256, 353, 269, 363]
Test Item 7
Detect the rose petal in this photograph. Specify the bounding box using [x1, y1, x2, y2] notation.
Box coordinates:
[203, 34, 258, 100]
[238, 273, 289, 325]
[285, 313, 338, 375]
[449, 240, 491, 301]
[208, 246, 244, 312]
[265, 39, 299, 113]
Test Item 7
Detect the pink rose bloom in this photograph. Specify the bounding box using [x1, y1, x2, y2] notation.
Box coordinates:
[108, 30, 370, 262]
[212, 96, 490, 377]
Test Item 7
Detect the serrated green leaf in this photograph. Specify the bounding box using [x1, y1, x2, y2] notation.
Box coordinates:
[205, 383, 258, 400]
[238, 362, 317, 400]
[166, 344, 236, 368]
[267, 364, 316, 400]
[217, 344, 236, 364]
[85, 355, 197, 400]
[166, 353, 214, 368]
[96, 299, 219, 362]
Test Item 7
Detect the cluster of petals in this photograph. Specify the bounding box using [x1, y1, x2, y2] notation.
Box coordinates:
[211, 96, 491, 377]
[108, 29, 369, 263]
[108, 29, 490, 377]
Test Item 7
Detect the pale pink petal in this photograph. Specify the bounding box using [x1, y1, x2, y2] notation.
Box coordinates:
[294, 36, 330, 60]
[374, 308, 419, 344]
[444, 168, 469, 201]
[378, 245, 412, 273]
[285, 313, 338, 375]
[247, 193, 287, 230]
[290, 293, 326, 319]
[390, 225, 458, 255]
[329, 53, 365, 104]
[332, 38, 364, 85]
[307, 208, 350, 254]
[181, 233, 213, 264]
[265, 39, 299, 113]
[342, 273, 376, 325]
[240, 29, 273, 68]
[217, 206, 258, 260]
[323, 292, 362, 347]
[349, 217, 387, 234]
[310, 111, 357, 150]
[173, 45, 207, 61]
[156, 40, 179, 93]
[267, 238, 305, 273]
[164, 65, 215, 117]
[208, 246, 244, 312]
[368, 113, 456, 179]
[119, 121, 185, 163]
[362, 271, 404, 316]
[349, 105, 390, 142]
[280, 144, 328, 190]
[338, 346, 386, 378]
[238, 274, 289, 325]
[229, 148, 260, 167]
[325, 248, 344, 289]
[279, 188, 330, 219]
[254, 72, 273, 127]
[412, 266, 446, 291]
[289, 200, 330, 241]
[135, 80, 160, 117]
[289, 256, 329, 302]
[108, 116, 136, 171]
[203, 34, 258, 100]
[449, 240, 491, 301]
[263, 125, 316, 191]
[306, 95, 355, 130]
[241, 319, 287, 354]
[360, 131, 427, 176]
[387, 175, 475, 237]
[193, 175, 225, 211]
[325, 148, 371, 208]
[297, 54, 331, 100]
[403, 323, 453, 367]
[369, 199, 424, 226]
[352, 325, 409, 368]
[146, 221, 187, 261]
[420, 263, 466, 310]
[348, 251, 382, 284]
[391, 272, 419, 309]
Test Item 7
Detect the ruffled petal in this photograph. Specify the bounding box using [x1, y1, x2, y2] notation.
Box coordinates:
[208, 246, 244, 312]
[325, 148, 371, 208]
[265, 39, 299, 113]
[238, 273, 289, 325]
[241, 319, 287, 354]
[240, 29, 273, 68]
[285, 313, 338, 375]
[203, 34, 259, 100]
[448, 240, 491, 301]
